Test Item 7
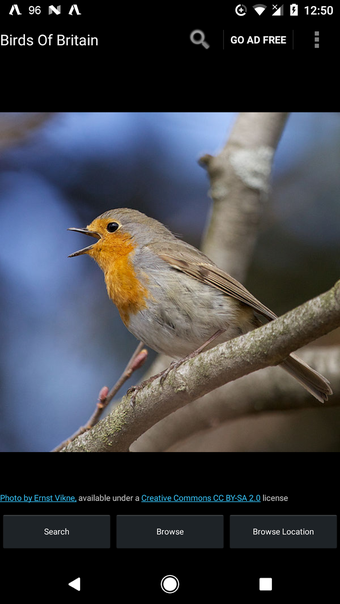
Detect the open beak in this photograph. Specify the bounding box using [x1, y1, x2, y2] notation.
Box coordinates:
[68, 227, 101, 257]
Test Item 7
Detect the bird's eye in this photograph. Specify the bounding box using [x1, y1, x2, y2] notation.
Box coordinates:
[106, 222, 119, 233]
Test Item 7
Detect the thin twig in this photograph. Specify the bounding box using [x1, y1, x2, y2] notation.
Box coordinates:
[51, 342, 147, 452]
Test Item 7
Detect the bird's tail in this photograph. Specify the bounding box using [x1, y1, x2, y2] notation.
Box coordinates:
[281, 352, 332, 403]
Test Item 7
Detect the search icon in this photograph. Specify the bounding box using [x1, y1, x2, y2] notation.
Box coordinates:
[190, 30, 210, 49]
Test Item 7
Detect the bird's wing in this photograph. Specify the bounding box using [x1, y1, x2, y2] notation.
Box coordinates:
[158, 252, 277, 322]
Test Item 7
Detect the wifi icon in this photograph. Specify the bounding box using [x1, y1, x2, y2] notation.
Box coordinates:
[253, 3, 267, 14]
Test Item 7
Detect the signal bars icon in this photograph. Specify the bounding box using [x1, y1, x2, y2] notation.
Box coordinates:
[253, 4, 267, 15]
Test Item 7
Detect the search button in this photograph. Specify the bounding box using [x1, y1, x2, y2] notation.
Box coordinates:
[190, 30, 210, 49]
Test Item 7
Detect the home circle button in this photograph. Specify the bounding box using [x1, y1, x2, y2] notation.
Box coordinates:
[160, 575, 180, 593]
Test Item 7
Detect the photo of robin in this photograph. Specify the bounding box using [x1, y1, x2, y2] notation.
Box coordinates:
[69, 208, 332, 403]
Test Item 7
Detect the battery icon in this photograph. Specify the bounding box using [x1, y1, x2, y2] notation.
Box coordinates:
[290, 3, 298, 15]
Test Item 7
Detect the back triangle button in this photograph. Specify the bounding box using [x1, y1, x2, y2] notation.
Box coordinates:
[68, 577, 81, 591]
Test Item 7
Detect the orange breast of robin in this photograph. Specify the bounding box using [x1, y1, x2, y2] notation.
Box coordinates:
[88, 231, 149, 326]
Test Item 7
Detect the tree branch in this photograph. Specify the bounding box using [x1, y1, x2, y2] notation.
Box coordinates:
[60, 280, 340, 452]
[130, 112, 292, 451]
[123, 112, 289, 439]
[131, 346, 340, 452]
[200, 112, 289, 280]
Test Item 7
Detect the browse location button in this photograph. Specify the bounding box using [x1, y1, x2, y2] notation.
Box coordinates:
[230, 515, 337, 549]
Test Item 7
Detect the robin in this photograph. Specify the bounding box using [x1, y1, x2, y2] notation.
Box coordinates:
[68, 208, 332, 403]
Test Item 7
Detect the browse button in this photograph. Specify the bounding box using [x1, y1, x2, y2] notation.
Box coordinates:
[117, 515, 223, 548]
[230, 515, 337, 549]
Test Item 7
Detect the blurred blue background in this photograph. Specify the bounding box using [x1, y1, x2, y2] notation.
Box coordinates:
[0, 112, 339, 451]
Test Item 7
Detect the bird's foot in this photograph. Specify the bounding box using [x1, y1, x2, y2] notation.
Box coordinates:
[128, 329, 226, 406]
